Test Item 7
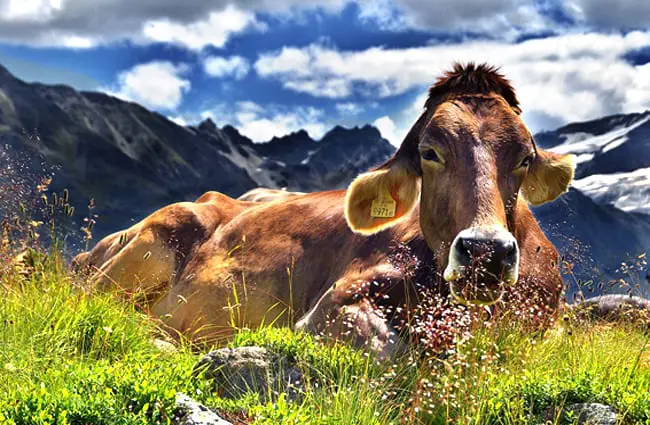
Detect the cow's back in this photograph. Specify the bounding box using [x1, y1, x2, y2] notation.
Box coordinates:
[73, 191, 257, 289]
[156, 189, 419, 336]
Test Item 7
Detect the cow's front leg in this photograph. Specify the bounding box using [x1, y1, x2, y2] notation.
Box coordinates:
[295, 264, 404, 359]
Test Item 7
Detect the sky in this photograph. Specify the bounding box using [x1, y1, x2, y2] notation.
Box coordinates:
[0, 0, 649, 146]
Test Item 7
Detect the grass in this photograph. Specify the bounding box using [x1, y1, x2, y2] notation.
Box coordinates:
[1, 245, 649, 425]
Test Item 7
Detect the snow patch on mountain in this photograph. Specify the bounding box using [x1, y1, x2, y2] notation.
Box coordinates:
[550, 115, 650, 163]
[572, 167, 650, 215]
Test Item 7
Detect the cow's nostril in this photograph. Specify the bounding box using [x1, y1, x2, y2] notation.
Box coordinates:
[459, 237, 490, 260]
[455, 236, 517, 266]
[456, 237, 473, 263]
[504, 242, 517, 261]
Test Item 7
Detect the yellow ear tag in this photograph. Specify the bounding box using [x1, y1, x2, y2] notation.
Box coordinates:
[370, 187, 396, 218]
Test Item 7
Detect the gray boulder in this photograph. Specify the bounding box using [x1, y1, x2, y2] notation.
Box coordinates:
[173, 393, 232, 425]
[194, 346, 304, 402]
[545, 402, 618, 425]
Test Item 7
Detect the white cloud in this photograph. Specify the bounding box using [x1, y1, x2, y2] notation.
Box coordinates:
[566, 0, 650, 29]
[200, 101, 328, 142]
[59, 35, 95, 49]
[102, 61, 191, 111]
[0, 0, 347, 49]
[336, 102, 365, 115]
[285, 78, 353, 98]
[358, 0, 548, 35]
[0, 2, 264, 49]
[142, 6, 264, 51]
[371, 93, 426, 146]
[168, 115, 188, 126]
[2, 0, 62, 21]
[202, 55, 251, 79]
[357, 0, 408, 31]
[1, 0, 649, 49]
[357, 0, 650, 33]
[256, 31, 650, 130]
[373, 116, 400, 146]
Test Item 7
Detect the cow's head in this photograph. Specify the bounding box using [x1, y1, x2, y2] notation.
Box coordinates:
[345, 63, 575, 305]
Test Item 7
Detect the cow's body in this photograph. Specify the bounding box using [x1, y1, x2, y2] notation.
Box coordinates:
[74, 63, 575, 356]
[74, 188, 560, 355]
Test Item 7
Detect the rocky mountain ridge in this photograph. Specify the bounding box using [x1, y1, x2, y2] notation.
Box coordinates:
[0, 64, 393, 241]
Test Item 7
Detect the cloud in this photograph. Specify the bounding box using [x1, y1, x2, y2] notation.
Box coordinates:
[199, 101, 328, 142]
[336, 102, 365, 115]
[142, 6, 264, 51]
[168, 115, 188, 126]
[202, 55, 251, 79]
[373, 116, 400, 146]
[0, 1, 264, 49]
[0, 0, 350, 49]
[2, 0, 62, 21]
[565, 0, 650, 30]
[358, 0, 548, 35]
[101, 61, 191, 111]
[255, 31, 650, 130]
[357, 0, 650, 33]
[5, 0, 644, 49]
[372, 93, 426, 146]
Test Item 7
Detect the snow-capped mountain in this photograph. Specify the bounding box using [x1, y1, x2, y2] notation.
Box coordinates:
[536, 111, 650, 215]
[532, 111, 650, 297]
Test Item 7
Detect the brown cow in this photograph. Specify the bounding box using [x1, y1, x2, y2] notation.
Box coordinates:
[73, 63, 575, 357]
[237, 187, 306, 203]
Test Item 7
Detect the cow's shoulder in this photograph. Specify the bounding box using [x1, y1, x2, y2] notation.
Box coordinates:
[211, 189, 423, 270]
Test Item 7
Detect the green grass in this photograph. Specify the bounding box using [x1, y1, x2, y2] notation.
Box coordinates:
[1, 246, 649, 425]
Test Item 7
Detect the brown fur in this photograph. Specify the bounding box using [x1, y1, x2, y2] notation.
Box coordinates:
[237, 188, 306, 203]
[73, 63, 574, 356]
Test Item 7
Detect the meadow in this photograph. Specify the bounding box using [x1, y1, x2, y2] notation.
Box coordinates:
[1, 189, 649, 425]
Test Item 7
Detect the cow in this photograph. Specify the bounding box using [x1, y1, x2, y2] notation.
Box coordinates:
[237, 188, 306, 203]
[73, 63, 575, 357]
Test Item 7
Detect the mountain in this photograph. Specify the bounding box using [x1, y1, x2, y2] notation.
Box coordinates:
[0, 64, 394, 243]
[536, 111, 650, 215]
[534, 112, 650, 297]
[0, 64, 648, 297]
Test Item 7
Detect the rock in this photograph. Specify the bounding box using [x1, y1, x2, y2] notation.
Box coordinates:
[569, 295, 650, 329]
[153, 338, 178, 354]
[571, 294, 650, 316]
[545, 403, 617, 425]
[173, 393, 232, 425]
[194, 346, 304, 402]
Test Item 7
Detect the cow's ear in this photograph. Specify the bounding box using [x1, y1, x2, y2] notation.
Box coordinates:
[522, 149, 575, 206]
[345, 162, 420, 235]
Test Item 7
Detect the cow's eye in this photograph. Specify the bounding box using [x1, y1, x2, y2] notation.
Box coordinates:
[519, 154, 535, 169]
[421, 149, 441, 163]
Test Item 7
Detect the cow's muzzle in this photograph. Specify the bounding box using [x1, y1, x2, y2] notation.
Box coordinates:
[443, 226, 519, 305]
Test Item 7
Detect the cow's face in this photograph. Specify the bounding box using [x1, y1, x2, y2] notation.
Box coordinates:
[345, 68, 575, 305]
[417, 97, 558, 304]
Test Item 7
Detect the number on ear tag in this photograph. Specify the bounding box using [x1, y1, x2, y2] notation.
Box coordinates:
[371, 197, 396, 218]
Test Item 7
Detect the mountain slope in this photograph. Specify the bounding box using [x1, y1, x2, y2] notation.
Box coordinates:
[0, 64, 393, 239]
[533, 111, 650, 296]
[536, 111, 650, 215]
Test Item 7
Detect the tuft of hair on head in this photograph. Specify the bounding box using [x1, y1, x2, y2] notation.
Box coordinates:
[425, 62, 521, 114]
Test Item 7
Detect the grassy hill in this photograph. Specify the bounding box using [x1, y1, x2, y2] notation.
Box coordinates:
[1, 237, 649, 425]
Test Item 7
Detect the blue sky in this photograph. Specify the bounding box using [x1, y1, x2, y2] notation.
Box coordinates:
[0, 0, 649, 145]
